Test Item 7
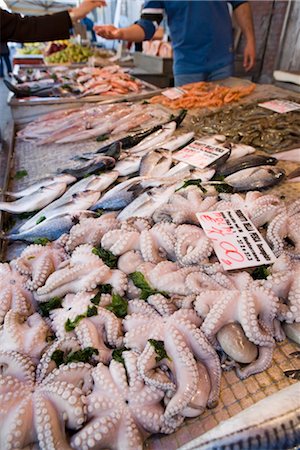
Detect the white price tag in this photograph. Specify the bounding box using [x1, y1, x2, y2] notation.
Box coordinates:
[162, 87, 185, 100]
[258, 99, 300, 113]
[173, 140, 230, 169]
[197, 209, 276, 270]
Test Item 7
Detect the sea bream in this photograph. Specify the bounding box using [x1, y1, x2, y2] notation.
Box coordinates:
[224, 166, 285, 192]
[179, 382, 300, 450]
[6, 174, 76, 198]
[0, 182, 67, 213]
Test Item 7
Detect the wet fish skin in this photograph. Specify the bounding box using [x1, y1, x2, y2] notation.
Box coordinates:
[179, 382, 300, 450]
[275, 148, 300, 163]
[73, 141, 121, 161]
[7, 211, 95, 242]
[58, 155, 116, 178]
[91, 177, 145, 211]
[217, 154, 278, 177]
[129, 121, 177, 154]
[6, 174, 76, 198]
[114, 156, 142, 176]
[225, 166, 285, 192]
[0, 182, 67, 213]
[140, 150, 172, 177]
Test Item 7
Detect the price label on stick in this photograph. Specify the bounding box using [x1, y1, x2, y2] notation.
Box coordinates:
[197, 209, 276, 270]
[258, 99, 300, 114]
[173, 140, 230, 169]
[162, 87, 186, 100]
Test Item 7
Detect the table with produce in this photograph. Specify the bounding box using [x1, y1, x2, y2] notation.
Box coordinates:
[0, 77, 299, 450]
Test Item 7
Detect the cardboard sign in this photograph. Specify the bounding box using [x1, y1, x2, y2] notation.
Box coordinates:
[258, 99, 300, 114]
[162, 87, 185, 100]
[173, 140, 230, 169]
[197, 209, 276, 270]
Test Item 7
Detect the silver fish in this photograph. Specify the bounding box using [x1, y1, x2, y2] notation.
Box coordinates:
[0, 182, 67, 213]
[16, 190, 100, 233]
[7, 210, 95, 242]
[140, 150, 173, 177]
[6, 174, 76, 198]
[160, 131, 195, 151]
[17, 174, 117, 232]
[118, 183, 178, 220]
[129, 121, 177, 154]
[114, 156, 142, 176]
[225, 166, 285, 192]
[179, 382, 300, 450]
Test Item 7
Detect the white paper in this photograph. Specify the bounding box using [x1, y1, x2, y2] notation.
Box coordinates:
[173, 140, 230, 169]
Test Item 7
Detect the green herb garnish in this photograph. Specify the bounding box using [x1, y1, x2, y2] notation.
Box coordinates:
[14, 169, 28, 180]
[251, 265, 270, 280]
[96, 133, 109, 142]
[50, 349, 65, 367]
[64, 304, 99, 332]
[106, 293, 128, 318]
[94, 209, 105, 217]
[214, 183, 234, 194]
[36, 216, 46, 225]
[39, 297, 62, 317]
[112, 347, 126, 365]
[65, 347, 99, 364]
[92, 246, 118, 268]
[86, 305, 98, 317]
[176, 178, 207, 193]
[148, 339, 171, 362]
[129, 272, 169, 300]
[91, 284, 112, 305]
[17, 211, 37, 220]
[33, 237, 50, 246]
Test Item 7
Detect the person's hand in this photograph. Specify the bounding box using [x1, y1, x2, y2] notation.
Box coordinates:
[93, 25, 125, 40]
[70, 1, 106, 22]
[243, 40, 256, 72]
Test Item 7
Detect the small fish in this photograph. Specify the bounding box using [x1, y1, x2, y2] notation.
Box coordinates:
[118, 183, 178, 221]
[217, 154, 278, 177]
[16, 190, 100, 233]
[72, 142, 121, 161]
[7, 211, 95, 242]
[227, 143, 256, 160]
[179, 382, 300, 450]
[160, 131, 195, 151]
[225, 166, 285, 192]
[6, 174, 76, 198]
[275, 148, 300, 163]
[129, 122, 177, 154]
[58, 155, 116, 178]
[114, 156, 142, 176]
[140, 150, 172, 177]
[119, 125, 162, 149]
[287, 167, 300, 183]
[0, 182, 67, 213]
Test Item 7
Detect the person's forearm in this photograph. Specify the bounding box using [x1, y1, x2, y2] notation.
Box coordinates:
[233, 2, 255, 45]
[119, 24, 146, 42]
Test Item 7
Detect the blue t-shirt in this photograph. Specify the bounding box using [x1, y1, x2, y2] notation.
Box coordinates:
[136, 1, 246, 75]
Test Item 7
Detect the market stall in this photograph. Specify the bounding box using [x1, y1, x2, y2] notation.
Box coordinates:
[0, 73, 299, 449]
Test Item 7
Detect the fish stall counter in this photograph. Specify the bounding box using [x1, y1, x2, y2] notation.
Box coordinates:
[0, 83, 300, 450]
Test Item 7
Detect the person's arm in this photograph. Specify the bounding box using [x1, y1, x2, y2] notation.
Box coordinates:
[94, 0, 164, 42]
[1, 2, 105, 43]
[232, 2, 256, 71]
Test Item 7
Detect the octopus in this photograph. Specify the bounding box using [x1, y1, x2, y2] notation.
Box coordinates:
[266, 198, 300, 258]
[175, 224, 213, 266]
[0, 350, 93, 450]
[215, 191, 284, 227]
[152, 187, 218, 224]
[70, 351, 180, 450]
[15, 241, 68, 291]
[0, 311, 50, 361]
[0, 261, 35, 325]
[35, 244, 128, 302]
[262, 253, 300, 325]
[194, 283, 280, 379]
[65, 213, 120, 252]
[124, 304, 221, 419]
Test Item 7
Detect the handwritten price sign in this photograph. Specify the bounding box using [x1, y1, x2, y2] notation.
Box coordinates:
[258, 99, 300, 114]
[173, 140, 230, 169]
[197, 209, 276, 270]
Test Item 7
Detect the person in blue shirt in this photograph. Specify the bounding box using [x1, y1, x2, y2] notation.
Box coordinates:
[81, 16, 97, 42]
[94, 1, 255, 86]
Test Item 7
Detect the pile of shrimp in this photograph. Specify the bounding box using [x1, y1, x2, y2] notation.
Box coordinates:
[149, 81, 256, 109]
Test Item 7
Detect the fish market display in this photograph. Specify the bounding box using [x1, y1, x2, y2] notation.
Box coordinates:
[17, 103, 169, 144]
[150, 81, 256, 109]
[191, 99, 300, 153]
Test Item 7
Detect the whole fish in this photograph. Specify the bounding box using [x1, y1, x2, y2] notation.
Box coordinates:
[160, 131, 195, 151]
[114, 156, 142, 177]
[57, 155, 116, 178]
[7, 211, 95, 242]
[140, 150, 172, 177]
[72, 142, 121, 161]
[217, 154, 278, 177]
[224, 166, 285, 192]
[227, 143, 256, 160]
[117, 183, 178, 220]
[0, 182, 67, 213]
[129, 121, 177, 154]
[16, 174, 116, 233]
[6, 174, 76, 198]
[275, 148, 300, 163]
[16, 190, 100, 233]
[179, 382, 300, 450]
